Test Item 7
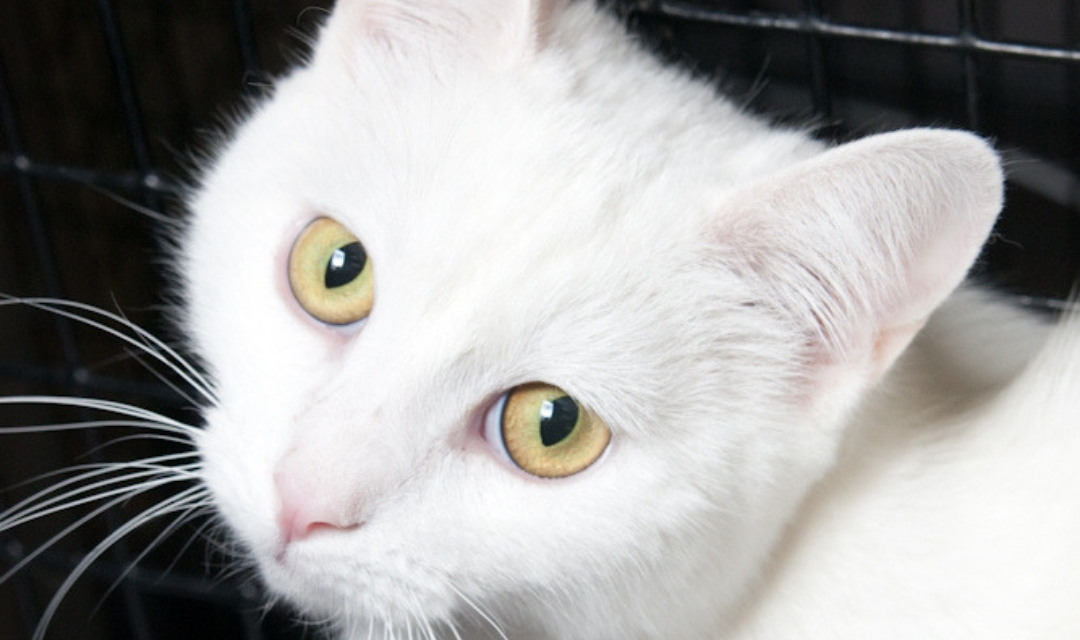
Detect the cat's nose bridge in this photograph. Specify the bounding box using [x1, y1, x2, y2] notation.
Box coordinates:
[274, 462, 361, 544]
[272, 402, 414, 546]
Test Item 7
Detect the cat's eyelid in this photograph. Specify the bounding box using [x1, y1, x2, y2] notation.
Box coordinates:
[482, 393, 513, 467]
[323, 316, 368, 336]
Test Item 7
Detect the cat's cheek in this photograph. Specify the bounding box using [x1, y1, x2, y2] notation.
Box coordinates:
[197, 416, 283, 561]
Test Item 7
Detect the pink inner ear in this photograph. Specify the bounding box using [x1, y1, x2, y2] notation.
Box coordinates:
[716, 129, 1003, 382]
[871, 319, 928, 377]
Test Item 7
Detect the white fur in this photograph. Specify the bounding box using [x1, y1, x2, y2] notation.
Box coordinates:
[183, 1, 1080, 638]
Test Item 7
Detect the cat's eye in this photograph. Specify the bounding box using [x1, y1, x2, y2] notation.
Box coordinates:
[484, 383, 611, 478]
[288, 217, 374, 325]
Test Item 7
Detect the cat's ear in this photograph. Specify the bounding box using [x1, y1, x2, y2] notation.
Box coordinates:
[314, 0, 558, 67]
[717, 129, 1003, 388]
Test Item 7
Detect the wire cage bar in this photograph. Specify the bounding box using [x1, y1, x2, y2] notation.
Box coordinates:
[1, 0, 1078, 638]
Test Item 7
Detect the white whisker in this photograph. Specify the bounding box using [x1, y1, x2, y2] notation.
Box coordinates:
[3, 449, 195, 495]
[4, 418, 191, 438]
[93, 490, 211, 609]
[447, 582, 510, 640]
[80, 433, 199, 460]
[0, 396, 199, 437]
[30, 485, 209, 640]
[80, 181, 181, 227]
[0, 461, 199, 532]
[122, 346, 205, 408]
[0, 297, 217, 405]
[413, 611, 430, 640]
[0, 470, 196, 584]
[420, 605, 439, 640]
[1, 454, 199, 528]
[447, 618, 464, 640]
[403, 589, 438, 640]
[158, 506, 217, 577]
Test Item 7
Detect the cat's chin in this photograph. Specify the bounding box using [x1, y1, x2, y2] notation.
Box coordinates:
[257, 541, 459, 630]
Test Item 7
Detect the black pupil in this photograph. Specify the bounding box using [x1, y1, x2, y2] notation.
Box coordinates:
[539, 396, 579, 447]
[325, 242, 366, 289]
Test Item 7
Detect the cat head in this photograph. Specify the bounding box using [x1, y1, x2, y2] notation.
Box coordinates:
[184, 0, 1002, 636]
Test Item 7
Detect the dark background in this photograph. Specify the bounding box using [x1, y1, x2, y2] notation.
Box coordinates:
[1, 1, 1078, 639]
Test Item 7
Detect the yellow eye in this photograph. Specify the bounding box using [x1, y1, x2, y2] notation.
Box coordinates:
[487, 383, 611, 478]
[288, 217, 374, 325]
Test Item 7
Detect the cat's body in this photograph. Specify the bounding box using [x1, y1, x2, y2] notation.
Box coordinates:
[734, 290, 1080, 639]
[5, 0, 1079, 638]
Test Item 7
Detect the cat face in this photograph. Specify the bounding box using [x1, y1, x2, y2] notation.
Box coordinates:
[185, 1, 1002, 637]
[188, 61, 813, 637]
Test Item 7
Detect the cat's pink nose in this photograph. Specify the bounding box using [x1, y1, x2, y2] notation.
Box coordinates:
[273, 467, 359, 545]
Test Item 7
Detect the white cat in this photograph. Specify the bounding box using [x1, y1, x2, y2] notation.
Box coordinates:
[6, 0, 1080, 638]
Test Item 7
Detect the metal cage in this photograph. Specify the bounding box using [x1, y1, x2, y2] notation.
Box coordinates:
[1, 1, 1078, 638]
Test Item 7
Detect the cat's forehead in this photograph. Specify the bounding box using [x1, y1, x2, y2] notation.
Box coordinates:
[275, 58, 690, 226]
[231, 56, 710, 308]
[243, 43, 816, 251]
